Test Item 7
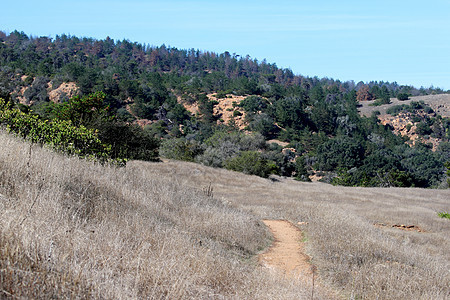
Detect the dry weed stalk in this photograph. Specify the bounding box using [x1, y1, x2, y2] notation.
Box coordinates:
[202, 182, 214, 198]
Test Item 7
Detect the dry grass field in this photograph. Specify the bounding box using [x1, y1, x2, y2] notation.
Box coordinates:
[145, 160, 450, 299]
[1, 130, 449, 299]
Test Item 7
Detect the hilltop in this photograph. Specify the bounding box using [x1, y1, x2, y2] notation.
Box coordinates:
[358, 94, 450, 118]
[0, 30, 449, 188]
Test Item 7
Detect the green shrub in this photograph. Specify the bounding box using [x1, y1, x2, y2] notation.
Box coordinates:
[437, 212, 450, 219]
[215, 91, 228, 99]
[295, 156, 310, 181]
[316, 136, 364, 171]
[233, 110, 243, 117]
[0, 97, 112, 161]
[159, 138, 203, 162]
[387, 104, 408, 116]
[397, 93, 409, 101]
[224, 151, 273, 178]
[416, 122, 432, 136]
[369, 98, 391, 106]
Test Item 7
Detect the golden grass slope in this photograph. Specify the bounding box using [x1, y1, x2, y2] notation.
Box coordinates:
[147, 160, 450, 299]
[0, 131, 325, 299]
[1, 130, 449, 299]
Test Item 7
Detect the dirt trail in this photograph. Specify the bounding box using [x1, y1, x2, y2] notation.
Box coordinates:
[259, 220, 312, 278]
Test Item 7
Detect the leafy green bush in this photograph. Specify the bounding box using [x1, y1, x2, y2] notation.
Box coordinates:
[387, 104, 409, 116]
[437, 212, 450, 219]
[248, 113, 277, 138]
[369, 98, 391, 106]
[445, 161, 450, 187]
[239, 96, 267, 113]
[215, 91, 228, 99]
[416, 122, 432, 136]
[233, 110, 243, 117]
[295, 156, 310, 181]
[224, 151, 273, 178]
[92, 120, 159, 161]
[53, 92, 111, 126]
[316, 136, 364, 171]
[0, 97, 112, 161]
[397, 93, 409, 101]
[159, 138, 203, 162]
[53, 92, 159, 162]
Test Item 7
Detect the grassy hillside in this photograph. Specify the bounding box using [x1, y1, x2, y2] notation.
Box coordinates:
[0, 131, 329, 299]
[150, 160, 450, 299]
[358, 94, 450, 118]
[1, 131, 449, 299]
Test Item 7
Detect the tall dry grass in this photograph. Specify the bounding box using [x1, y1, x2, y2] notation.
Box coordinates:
[0, 131, 329, 299]
[147, 160, 450, 300]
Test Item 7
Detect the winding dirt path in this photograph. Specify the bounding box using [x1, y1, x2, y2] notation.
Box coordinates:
[259, 220, 312, 278]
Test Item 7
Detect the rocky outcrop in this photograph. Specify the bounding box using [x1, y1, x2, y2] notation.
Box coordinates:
[48, 82, 79, 102]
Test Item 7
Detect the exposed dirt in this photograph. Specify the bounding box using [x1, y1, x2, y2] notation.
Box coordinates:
[267, 139, 290, 147]
[177, 96, 200, 115]
[259, 220, 313, 278]
[208, 93, 248, 129]
[378, 112, 442, 150]
[176, 93, 249, 130]
[13, 80, 79, 104]
[375, 222, 425, 232]
[47, 82, 79, 102]
[358, 94, 450, 151]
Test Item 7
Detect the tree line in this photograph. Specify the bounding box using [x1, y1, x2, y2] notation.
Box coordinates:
[0, 30, 448, 187]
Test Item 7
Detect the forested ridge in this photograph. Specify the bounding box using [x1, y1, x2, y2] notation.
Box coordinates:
[0, 30, 449, 187]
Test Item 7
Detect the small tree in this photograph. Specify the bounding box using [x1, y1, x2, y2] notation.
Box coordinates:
[224, 151, 273, 178]
[53, 91, 110, 126]
[356, 84, 374, 101]
[397, 93, 409, 101]
[295, 156, 310, 181]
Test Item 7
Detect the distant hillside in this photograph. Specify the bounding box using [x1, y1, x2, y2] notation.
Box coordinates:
[358, 94, 450, 118]
[0, 30, 449, 188]
[358, 94, 450, 151]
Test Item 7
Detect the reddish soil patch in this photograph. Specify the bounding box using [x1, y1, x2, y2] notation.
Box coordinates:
[375, 222, 424, 232]
[208, 93, 247, 130]
[48, 82, 79, 102]
[259, 220, 312, 277]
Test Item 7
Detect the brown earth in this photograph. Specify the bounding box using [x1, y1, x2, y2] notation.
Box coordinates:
[375, 222, 425, 232]
[47, 82, 79, 102]
[177, 96, 200, 115]
[259, 220, 312, 278]
[13, 79, 79, 104]
[378, 112, 442, 150]
[208, 93, 248, 130]
[359, 94, 450, 150]
[176, 93, 249, 130]
[267, 139, 289, 147]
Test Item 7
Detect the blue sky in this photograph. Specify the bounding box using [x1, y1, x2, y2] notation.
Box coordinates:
[2, 0, 450, 89]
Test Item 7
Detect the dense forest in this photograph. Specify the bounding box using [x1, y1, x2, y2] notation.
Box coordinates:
[0, 30, 449, 187]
